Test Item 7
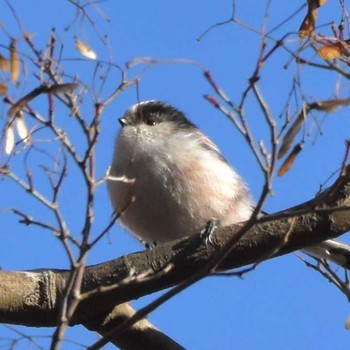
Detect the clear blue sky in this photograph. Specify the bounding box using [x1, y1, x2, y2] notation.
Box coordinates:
[1, 1, 350, 349]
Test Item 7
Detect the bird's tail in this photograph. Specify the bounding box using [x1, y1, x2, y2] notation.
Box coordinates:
[302, 239, 350, 269]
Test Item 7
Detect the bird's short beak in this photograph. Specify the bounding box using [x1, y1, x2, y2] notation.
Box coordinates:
[118, 117, 128, 127]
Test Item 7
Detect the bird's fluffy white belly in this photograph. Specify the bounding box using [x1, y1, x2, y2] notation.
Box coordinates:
[108, 128, 252, 243]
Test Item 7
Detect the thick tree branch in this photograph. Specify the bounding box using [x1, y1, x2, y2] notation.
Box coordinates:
[1, 165, 350, 333]
[84, 303, 184, 350]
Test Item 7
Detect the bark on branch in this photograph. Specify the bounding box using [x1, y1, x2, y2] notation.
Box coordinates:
[1, 165, 350, 345]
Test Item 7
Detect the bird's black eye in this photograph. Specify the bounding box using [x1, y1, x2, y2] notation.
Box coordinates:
[145, 119, 156, 126]
[144, 114, 158, 126]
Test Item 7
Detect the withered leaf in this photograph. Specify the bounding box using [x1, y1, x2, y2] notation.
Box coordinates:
[309, 97, 350, 112]
[318, 43, 343, 60]
[299, 13, 316, 38]
[8, 83, 78, 117]
[15, 111, 29, 143]
[75, 39, 97, 60]
[0, 83, 8, 95]
[278, 104, 309, 159]
[345, 315, 350, 330]
[299, 0, 327, 38]
[4, 125, 15, 155]
[277, 143, 304, 177]
[279, 97, 350, 159]
[0, 54, 9, 71]
[48, 83, 79, 95]
[9, 40, 19, 83]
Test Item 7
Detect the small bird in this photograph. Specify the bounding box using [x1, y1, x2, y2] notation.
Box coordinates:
[108, 100, 350, 268]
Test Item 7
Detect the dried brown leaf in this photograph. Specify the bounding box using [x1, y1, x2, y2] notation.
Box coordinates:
[8, 83, 78, 117]
[4, 125, 15, 155]
[309, 97, 350, 112]
[75, 39, 97, 60]
[9, 40, 19, 82]
[277, 143, 304, 177]
[0, 83, 7, 95]
[299, 13, 316, 38]
[49, 83, 79, 95]
[299, 0, 326, 38]
[318, 43, 343, 60]
[15, 111, 29, 143]
[278, 104, 309, 159]
[8, 87, 43, 116]
[279, 97, 350, 159]
[345, 316, 350, 330]
[0, 54, 9, 71]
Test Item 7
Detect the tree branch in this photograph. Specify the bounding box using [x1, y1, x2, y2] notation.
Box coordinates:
[84, 303, 185, 350]
[1, 165, 350, 340]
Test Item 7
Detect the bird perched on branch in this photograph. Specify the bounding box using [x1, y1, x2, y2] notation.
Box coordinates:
[108, 100, 350, 269]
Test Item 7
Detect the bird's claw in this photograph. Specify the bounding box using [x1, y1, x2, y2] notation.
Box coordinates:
[145, 241, 158, 250]
[200, 219, 218, 248]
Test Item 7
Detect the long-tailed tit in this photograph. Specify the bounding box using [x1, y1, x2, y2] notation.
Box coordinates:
[108, 100, 350, 268]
